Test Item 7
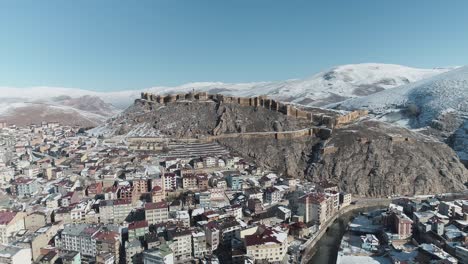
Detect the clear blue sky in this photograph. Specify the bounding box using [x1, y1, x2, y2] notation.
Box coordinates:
[0, 0, 467, 91]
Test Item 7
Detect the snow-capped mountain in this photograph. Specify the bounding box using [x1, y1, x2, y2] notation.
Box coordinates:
[336, 65, 468, 163]
[0, 95, 119, 127]
[0, 63, 451, 111]
[337, 66, 468, 124]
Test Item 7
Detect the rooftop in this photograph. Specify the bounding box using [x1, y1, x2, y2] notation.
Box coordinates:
[0, 211, 16, 225]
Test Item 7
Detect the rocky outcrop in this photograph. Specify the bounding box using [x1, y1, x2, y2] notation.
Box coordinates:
[103, 97, 325, 138]
[218, 136, 320, 178]
[307, 121, 468, 196]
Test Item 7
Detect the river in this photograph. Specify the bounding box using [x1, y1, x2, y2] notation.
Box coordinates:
[308, 206, 384, 264]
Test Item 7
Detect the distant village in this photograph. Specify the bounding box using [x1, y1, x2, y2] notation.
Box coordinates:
[0, 121, 466, 264]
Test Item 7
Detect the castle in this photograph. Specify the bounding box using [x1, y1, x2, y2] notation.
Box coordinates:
[139, 91, 368, 128]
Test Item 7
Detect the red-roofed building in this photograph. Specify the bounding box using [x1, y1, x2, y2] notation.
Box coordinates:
[182, 174, 197, 190]
[245, 226, 288, 262]
[0, 211, 26, 244]
[145, 202, 168, 225]
[86, 182, 103, 197]
[151, 186, 165, 203]
[93, 230, 121, 262]
[128, 220, 149, 239]
[297, 192, 332, 226]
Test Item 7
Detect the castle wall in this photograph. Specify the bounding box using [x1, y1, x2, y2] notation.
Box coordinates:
[335, 110, 369, 127]
[139, 92, 366, 139]
[321, 145, 337, 155]
[238, 97, 250, 106]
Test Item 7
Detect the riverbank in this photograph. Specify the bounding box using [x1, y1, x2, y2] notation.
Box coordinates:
[301, 200, 390, 264]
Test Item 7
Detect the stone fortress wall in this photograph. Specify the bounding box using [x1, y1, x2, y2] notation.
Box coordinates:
[140, 91, 367, 127]
[136, 92, 366, 144]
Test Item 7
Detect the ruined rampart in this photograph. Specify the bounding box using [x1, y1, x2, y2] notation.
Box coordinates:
[140, 92, 368, 129]
[335, 110, 369, 127]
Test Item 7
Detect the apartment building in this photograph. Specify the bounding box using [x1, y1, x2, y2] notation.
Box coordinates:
[55, 224, 100, 257]
[145, 202, 169, 225]
[245, 226, 288, 263]
[167, 228, 192, 263]
[297, 192, 331, 226]
[192, 230, 209, 258]
[0, 211, 26, 244]
[99, 199, 132, 224]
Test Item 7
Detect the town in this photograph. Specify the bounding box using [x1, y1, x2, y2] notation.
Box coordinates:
[335, 193, 468, 264]
[0, 121, 467, 264]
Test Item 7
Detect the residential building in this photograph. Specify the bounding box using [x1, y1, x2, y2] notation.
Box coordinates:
[55, 224, 100, 257]
[167, 228, 192, 263]
[126, 239, 143, 264]
[226, 174, 243, 190]
[383, 210, 413, 240]
[143, 243, 174, 264]
[60, 250, 81, 264]
[145, 202, 169, 225]
[339, 192, 352, 207]
[94, 230, 121, 263]
[99, 199, 133, 224]
[0, 244, 32, 264]
[192, 230, 208, 259]
[151, 186, 165, 203]
[12, 177, 38, 197]
[164, 173, 177, 191]
[0, 211, 26, 244]
[264, 187, 282, 205]
[199, 191, 211, 208]
[182, 174, 198, 190]
[297, 192, 331, 226]
[128, 220, 149, 240]
[196, 174, 209, 191]
[205, 222, 220, 252]
[361, 234, 379, 251]
[133, 178, 149, 194]
[245, 226, 288, 263]
[325, 191, 339, 212]
[439, 201, 463, 218]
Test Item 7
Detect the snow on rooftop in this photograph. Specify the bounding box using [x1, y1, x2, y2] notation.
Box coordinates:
[337, 255, 391, 264]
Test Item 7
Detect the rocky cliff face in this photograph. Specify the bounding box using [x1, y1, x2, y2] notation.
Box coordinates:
[217, 136, 321, 178]
[307, 121, 467, 196]
[94, 99, 328, 138]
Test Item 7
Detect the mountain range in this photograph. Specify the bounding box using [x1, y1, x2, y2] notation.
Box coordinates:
[0, 63, 451, 126]
[1, 63, 466, 164]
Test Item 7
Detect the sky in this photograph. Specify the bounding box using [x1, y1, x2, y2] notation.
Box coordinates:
[0, 0, 467, 92]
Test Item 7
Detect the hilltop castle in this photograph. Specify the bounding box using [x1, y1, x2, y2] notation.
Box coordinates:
[139, 91, 368, 128]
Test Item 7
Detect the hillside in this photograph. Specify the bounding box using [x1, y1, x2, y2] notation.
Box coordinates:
[336, 66, 468, 164]
[0, 95, 119, 127]
[91, 93, 468, 197]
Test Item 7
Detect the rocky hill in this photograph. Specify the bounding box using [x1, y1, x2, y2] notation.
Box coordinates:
[336, 65, 468, 166]
[92, 93, 468, 197]
[308, 121, 467, 196]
